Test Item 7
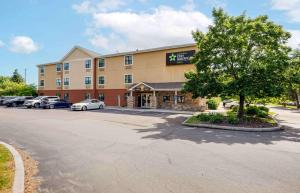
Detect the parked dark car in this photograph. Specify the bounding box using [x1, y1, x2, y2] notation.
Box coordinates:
[0, 96, 17, 105]
[5, 96, 34, 107]
[41, 99, 71, 109]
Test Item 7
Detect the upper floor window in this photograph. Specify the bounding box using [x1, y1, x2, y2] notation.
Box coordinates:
[124, 74, 133, 84]
[40, 65, 45, 74]
[98, 58, 105, 68]
[64, 63, 70, 71]
[64, 78, 70, 86]
[56, 63, 62, 72]
[56, 79, 61, 86]
[40, 80, 45, 87]
[98, 76, 105, 85]
[85, 60, 91, 69]
[124, 55, 133, 65]
[85, 77, 92, 85]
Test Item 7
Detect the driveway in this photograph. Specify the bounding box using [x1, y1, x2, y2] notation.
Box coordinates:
[0, 107, 300, 193]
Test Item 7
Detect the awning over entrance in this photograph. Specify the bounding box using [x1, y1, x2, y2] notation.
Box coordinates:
[128, 82, 184, 91]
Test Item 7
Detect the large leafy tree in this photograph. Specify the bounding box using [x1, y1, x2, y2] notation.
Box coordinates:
[285, 48, 300, 108]
[184, 9, 291, 117]
[10, 69, 24, 83]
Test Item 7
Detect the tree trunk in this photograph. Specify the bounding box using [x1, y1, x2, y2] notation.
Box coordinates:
[238, 94, 245, 118]
[295, 92, 300, 109]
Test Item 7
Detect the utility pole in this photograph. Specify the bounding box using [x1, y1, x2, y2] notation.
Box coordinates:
[24, 68, 27, 83]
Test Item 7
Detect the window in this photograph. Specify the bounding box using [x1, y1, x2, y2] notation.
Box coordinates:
[124, 55, 133, 65]
[85, 60, 91, 69]
[124, 74, 133, 84]
[40, 65, 45, 74]
[56, 63, 62, 72]
[85, 77, 91, 85]
[177, 96, 185, 103]
[98, 93, 105, 101]
[64, 63, 69, 71]
[85, 93, 91, 99]
[98, 58, 105, 68]
[163, 96, 170, 102]
[56, 79, 61, 86]
[64, 78, 70, 86]
[40, 80, 44, 87]
[98, 76, 105, 85]
[64, 93, 69, 101]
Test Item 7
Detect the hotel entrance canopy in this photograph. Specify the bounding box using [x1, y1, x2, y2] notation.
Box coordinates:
[128, 82, 184, 92]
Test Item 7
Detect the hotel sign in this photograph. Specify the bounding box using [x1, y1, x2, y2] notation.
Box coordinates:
[166, 50, 195, 65]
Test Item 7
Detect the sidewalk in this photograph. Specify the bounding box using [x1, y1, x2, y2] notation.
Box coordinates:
[105, 106, 196, 115]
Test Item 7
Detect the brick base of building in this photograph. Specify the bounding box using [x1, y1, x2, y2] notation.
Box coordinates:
[38, 89, 128, 106]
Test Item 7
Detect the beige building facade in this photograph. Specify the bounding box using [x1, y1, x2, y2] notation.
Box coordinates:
[37, 44, 206, 111]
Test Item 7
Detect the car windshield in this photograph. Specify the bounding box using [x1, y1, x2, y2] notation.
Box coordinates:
[79, 100, 91, 103]
[34, 96, 43, 100]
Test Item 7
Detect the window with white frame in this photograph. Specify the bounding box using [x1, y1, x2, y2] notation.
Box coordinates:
[124, 74, 133, 84]
[85, 60, 91, 69]
[98, 93, 105, 101]
[40, 80, 45, 87]
[56, 63, 62, 72]
[64, 63, 70, 71]
[98, 76, 105, 85]
[56, 79, 61, 86]
[124, 55, 133, 65]
[85, 93, 91, 99]
[40, 65, 45, 74]
[98, 58, 105, 68]
[64, 78, 70, 86]
[85, 77, 91, 85]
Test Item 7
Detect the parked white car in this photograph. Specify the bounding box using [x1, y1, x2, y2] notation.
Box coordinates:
[24, 96, 60, 108]
[70, 99, 105, 111]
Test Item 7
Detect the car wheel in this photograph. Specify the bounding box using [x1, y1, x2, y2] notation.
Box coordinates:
[12, 103, 17, 107]
[50, 104, 55, 109]
[99, 104, 104, 109]
[82, 106, 87, 111]
[34, 103, 40, 108]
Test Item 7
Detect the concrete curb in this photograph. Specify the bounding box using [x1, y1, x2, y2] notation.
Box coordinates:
[182, 118, 283, 132]
[0, 142, 24, 193]
[105, 106, 195, 115]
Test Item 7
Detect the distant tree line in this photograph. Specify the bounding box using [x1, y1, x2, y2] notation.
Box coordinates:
[0, 69, 37, 96]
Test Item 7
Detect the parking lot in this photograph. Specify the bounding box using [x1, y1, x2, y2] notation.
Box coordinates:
[0, 106, 300, 193]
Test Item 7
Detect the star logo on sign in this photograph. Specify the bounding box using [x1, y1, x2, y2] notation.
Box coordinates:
[169, 53, 176, 62]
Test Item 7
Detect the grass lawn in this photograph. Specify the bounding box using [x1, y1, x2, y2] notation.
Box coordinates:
[268, 103, 298, 110]
[0, 144, 14, 193]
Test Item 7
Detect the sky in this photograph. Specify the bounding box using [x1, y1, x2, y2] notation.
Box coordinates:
[0, 0, 300, 84]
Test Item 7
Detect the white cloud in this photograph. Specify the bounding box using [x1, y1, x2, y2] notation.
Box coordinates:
[271, 0, 300, 22]
[74, 1, 211, 52]
[10, 36, 39, 54]
[288, 30, 300, 49]
[0, 40, 4, 47]
[72, 0, 127, 13]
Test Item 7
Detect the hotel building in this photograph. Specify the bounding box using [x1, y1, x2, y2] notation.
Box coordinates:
[37, 43, 206, 111]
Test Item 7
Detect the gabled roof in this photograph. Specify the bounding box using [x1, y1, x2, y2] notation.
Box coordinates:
[129, 82, 185, 91]
[60, 45, 101, 62]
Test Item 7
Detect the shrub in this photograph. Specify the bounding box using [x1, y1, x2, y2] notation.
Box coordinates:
[258, 106, 269, 113]
[196, 113, 210, 122]
[207, 99, 218, 110]
[208, 113, 224, 123]
[257, 110, 268, 118]
[231, 105, 239, 112]
[227, 114, 239, 124]
[245, 106, 260, 115]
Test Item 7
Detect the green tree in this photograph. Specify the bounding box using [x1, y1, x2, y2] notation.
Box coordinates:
[10, 69, 24, 83]
[285, 48, 300, 108]
[184, 9, 291, 118]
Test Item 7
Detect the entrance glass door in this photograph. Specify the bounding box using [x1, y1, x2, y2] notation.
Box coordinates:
[141, 93, 152, 108]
